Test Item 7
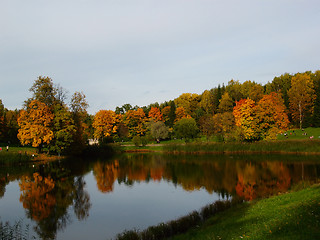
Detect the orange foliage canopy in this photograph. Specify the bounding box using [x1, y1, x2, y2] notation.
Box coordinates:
[148, 107, 163, 122]
[124, 108, 147, 137]
[19, 173, 55, 221]
[93, 110, 120, 139]
[17, 100, 54, 148]
[175, 107, 191, 122]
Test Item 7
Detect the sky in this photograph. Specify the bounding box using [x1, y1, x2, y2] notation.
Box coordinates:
[1, 0, 320, 114]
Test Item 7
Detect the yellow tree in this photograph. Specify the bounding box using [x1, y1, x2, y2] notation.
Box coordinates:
[288, 73, 315, 129]
[93, 110, 120, 140]
[174, 93, 200, 117]
[233, 98, 260, 141]
[124, 108, 147, 137]
[18, 100, 54, 152]
[256, 92, 289, 140]
[175, 107, 191, 122]
[148, 107, 163, 122]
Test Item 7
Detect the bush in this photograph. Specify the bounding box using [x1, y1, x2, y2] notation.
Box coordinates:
[132, 136, 141, 147]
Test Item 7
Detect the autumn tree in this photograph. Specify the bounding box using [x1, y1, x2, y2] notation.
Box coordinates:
[148, 107, 163, 122]
[265, 73, 292, 109]
[218, 92, 234, 113]
[175, 107, 190, 122]
[174, 93, 200, 117]
[93, 110, 120, 141]
[199, 115, 215, 140]
[226, 80, 244, 102]
[288, 73, 315, 129]
[123, 108, 147, 137]
[241, 80, 264, 102]
[233, 98, 260, 141]
[18, 100, 54, 153]
[255, 92, 289, 140]
[199, 90, 214, 114]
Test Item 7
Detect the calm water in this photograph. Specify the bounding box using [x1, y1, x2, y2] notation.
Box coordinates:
[1, 153, 320, 239]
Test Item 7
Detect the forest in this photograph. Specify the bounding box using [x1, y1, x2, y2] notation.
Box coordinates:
[0, 70, 319, 154]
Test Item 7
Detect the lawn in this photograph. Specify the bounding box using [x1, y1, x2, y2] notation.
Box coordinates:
[278, 127, 320, 140]
[171, 184, 320, 240]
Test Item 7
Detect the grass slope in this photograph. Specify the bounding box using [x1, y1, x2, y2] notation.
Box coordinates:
[171, 185, 320, 240]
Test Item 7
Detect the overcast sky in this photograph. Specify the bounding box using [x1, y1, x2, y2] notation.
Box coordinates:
[1, 0, 320, 114]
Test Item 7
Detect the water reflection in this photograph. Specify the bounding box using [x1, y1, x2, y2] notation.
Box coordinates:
[0, 153, 319, 239]
[92, 154, 320, 201]
[16, 162, 92, 239]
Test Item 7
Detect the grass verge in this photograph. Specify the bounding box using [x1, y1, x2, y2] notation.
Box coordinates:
[171, 184, 320, 240]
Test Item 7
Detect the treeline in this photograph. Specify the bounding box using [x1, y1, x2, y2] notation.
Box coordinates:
[0, 70, 319, 154]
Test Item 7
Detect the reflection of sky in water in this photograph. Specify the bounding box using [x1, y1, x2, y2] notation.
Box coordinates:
[59, 171, 219, 240]
[1, 171, 219, 240]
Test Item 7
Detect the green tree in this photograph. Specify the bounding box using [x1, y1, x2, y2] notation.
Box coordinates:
[174, 117, 199, 142]
[49, 103, 76, 155]
[27, 76, 57, 107]
[311, 70, 320, 127]
[149, 121, 169, 143]
[70, 91, 89, 153]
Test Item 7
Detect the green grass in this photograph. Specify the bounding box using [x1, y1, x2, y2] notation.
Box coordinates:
[278, 127, 320, 140]
[161, 140, 320, 154]
[170, 184, 320, 240]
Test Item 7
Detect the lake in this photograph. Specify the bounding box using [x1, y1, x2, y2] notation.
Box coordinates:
[1, 153, 320, 239]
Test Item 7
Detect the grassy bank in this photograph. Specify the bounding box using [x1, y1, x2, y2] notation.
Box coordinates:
[171, 184, 320, 240]
[162, 140, 320, 154]
[113, 184, 320, 240]
[118, 139, 320, 154]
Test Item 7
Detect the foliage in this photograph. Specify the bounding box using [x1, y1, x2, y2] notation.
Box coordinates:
[233, 98, 260, 141]
[175, 107, 190, 122]
[124, 108, 147, 137]
[28, 76, 57, 107]
[218, 92, 234, 113]
[199, 90, 214, 114]
[149, 121, 169, 143]
[93, 110, 120, 140]
[288, 73, 315, 129]
[148, 107, 163, 122]
[17, 100, 54, 152]
[49, 103, 75, 154]
[256, 92, 289, 140]
[174, 93, 200, 117]
[174, 118, 199, 142]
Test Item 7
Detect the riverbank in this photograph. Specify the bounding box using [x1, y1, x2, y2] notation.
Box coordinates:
[170, 183, 320, 240]
[118, 139, 320, 155]
[113, 184, 320, 240]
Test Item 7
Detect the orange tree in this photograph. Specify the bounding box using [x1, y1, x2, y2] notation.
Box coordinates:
[233, 98, 260, 141]
[255, 92, 289, 140]
[17, 100, 54, 152]
[93, 110, 120, 141]
[148, 107, 163, 122]
[123, 108, 147, 137]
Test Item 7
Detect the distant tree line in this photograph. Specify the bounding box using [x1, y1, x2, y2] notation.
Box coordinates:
[0, 70, 319, 153]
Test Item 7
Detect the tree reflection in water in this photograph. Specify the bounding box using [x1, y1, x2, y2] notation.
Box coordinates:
[8, 153, 320, 239]
[18, 162, 91, 240]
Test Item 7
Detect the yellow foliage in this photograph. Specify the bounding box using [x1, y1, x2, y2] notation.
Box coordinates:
[17, 100, 54, 148]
